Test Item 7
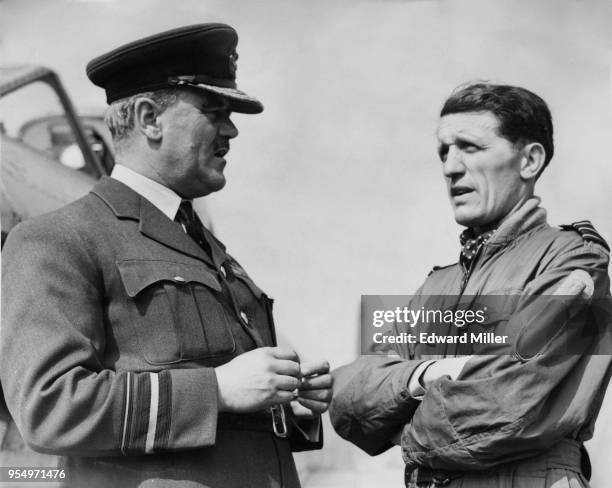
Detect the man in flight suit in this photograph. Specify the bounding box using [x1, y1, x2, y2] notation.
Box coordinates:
[1, 23, 332, 488]
[329, 83, 611, 487]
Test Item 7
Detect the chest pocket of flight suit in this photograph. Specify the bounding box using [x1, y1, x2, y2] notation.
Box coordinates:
[467, 293, 522, 355]
[117, 259, 236, 365]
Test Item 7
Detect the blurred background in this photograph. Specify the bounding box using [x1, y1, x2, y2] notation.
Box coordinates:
[1, 0, 611, 486]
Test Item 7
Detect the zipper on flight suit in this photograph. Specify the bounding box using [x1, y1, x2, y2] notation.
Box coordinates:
[444, 244, 487, 357]
[459, 239, 491, 295]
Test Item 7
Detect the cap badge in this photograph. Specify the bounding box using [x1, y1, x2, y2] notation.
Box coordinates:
[168, 75, 197, 86]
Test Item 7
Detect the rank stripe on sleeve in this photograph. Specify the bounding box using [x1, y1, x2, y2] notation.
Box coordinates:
[130, 373, 150, 452]
[154, 370, 172, 451]
[145, 373, 159, 453]
[120, 371, 172, 454]
[120, 372, 132, 454]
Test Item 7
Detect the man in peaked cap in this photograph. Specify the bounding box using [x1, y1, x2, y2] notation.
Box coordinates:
[1, 24, 332, 488]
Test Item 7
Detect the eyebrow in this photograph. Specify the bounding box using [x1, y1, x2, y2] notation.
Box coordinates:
[438, 129, 486, 143]
[436, 134, 486, 159]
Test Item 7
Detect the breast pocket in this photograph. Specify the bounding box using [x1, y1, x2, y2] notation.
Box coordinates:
[117, 259, 236, 365]
[466, 293, 521, 355]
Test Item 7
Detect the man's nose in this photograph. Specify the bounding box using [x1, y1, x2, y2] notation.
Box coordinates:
[442, 146, 465, 177]
[219, 116, 239, 139]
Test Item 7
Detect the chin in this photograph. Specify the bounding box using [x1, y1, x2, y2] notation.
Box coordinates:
[213, 178, 227, 192]
[185, 179, 226, 199]
[454, 214, 500, 232]
[453, 211, 483, 229]
[205, 175, 227, 192]
[453, 208, 472, 227]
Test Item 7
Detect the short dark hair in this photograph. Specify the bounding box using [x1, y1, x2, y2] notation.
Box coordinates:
[440, 83, 554, 174]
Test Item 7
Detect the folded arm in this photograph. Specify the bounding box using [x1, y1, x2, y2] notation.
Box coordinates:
[402, 243, 612, 470]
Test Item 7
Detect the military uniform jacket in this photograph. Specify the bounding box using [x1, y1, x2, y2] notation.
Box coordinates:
[1, 177, 317, 488]
[330, 198, 611, 472]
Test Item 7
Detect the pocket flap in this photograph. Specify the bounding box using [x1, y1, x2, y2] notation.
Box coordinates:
[116, 259, 221, 297]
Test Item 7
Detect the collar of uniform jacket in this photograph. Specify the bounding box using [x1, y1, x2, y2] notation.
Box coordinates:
[91, 176, 225, 267]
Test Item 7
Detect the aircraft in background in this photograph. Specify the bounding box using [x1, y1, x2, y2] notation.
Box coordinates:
[0, 64, 115, 246]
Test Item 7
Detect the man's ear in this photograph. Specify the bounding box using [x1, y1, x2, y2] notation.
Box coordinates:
[134, 97, 163, 142]
[520, 142, 546, 180]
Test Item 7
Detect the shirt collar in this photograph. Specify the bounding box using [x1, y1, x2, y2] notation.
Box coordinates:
[110, 164, 182, 220]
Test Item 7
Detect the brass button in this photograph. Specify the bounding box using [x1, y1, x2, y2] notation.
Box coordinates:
[174, 276, 186, 283]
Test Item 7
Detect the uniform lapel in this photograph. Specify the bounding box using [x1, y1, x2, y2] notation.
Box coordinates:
[91, 177, 214, 266]
[139, 198, 215, 264]
[201, 225, 228, 268]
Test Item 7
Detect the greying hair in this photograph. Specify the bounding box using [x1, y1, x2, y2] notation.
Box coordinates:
[104, 89, 178, 148]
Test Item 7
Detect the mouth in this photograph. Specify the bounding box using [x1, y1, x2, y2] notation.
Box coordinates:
[450, 186, 474, 198]
[214, 146, 229, 158]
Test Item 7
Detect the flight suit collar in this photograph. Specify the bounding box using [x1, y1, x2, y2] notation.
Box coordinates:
[486, 196, 547, 248]
[91, 176, 217, 266]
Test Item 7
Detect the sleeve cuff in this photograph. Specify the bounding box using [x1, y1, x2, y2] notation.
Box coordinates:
[121, 371, 175, 454]
[165, 367, 219, 449]
[407, 360, 437, 399]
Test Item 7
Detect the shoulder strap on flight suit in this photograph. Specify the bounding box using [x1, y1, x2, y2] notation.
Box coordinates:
[560, 220, 610, 252]
[427, 263, 456, 276]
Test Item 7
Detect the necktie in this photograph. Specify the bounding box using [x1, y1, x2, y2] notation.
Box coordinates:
[175, 200, 212, 255]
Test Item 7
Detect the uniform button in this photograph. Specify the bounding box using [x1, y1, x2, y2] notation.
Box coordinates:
[174, 276, 186, 283]
[240, 311, 249, 324]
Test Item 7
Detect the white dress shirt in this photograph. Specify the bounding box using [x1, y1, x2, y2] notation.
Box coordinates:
[110, 163, 182, 220]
